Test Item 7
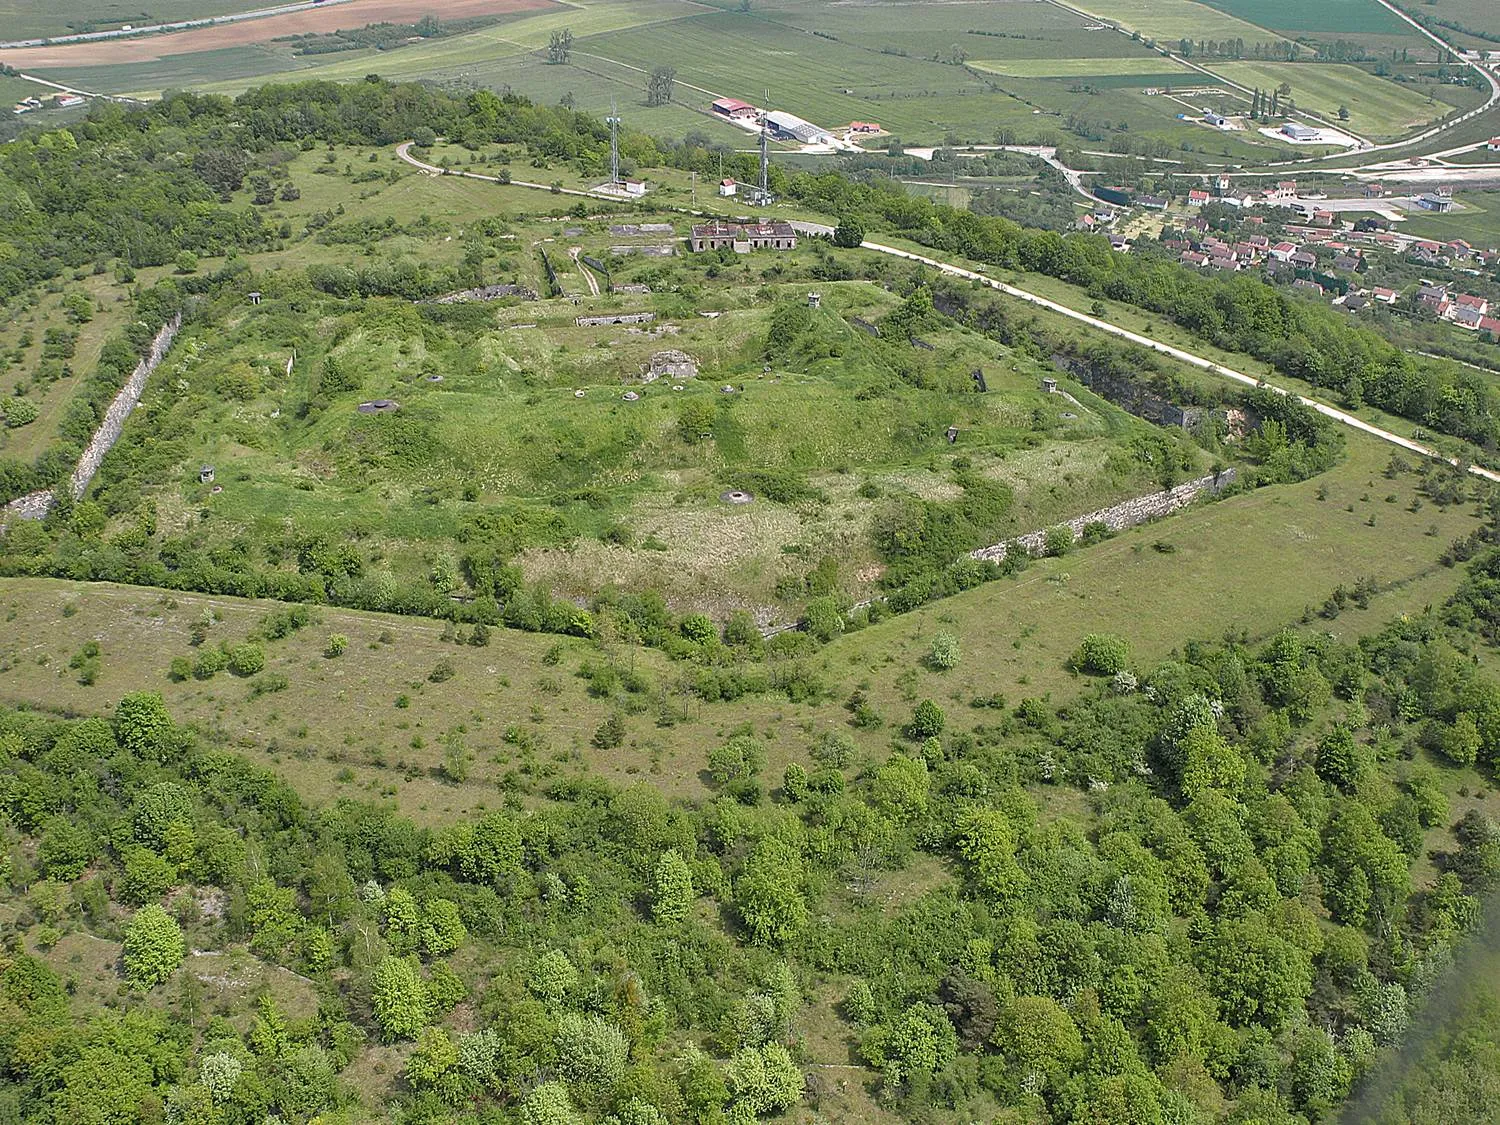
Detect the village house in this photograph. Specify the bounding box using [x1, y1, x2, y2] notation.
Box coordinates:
[1373, 287, 1399, 304]
[1270, 242, 1299, 263]
[718, 178, 737, 197]
[1188, 189, 1211, 206]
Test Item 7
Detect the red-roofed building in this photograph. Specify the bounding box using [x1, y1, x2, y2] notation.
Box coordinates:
[1188, 189, 1211, 205]
[711, 97, 759, 120]
[848, 121, 881, 133]
[1488, 138, 1500, 152]
[1480, 315, 1500, 334]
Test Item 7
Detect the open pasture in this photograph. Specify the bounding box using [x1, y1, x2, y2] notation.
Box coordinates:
[1210, 59, 1465, 138]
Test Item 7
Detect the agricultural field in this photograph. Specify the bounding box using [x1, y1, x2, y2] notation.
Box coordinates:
[0, 0, 277, 41]
[1403, 0, 1500, 51]
[1066, 0, 1284, 45]
[1198, 0, 1435, 56]
[1210, 59, 1474, 138]
[9, 0, 1455, 155]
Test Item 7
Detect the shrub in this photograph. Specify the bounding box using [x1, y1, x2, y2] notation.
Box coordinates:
[927, 631, 960, 671]
[228, 643, 265, 677]
[193, 647, 229, 680]
[325, 634, 349, 658]
[123, 904, 185, 989]
[168, 657, 192, 682]
[592, 712, 626, 749]
[1070, 633, 1130, 675]
[429, 657, 456, 683]
[1043, 526, 1074, 557]
[3, 398, 38, 428]
[801, 596, 844, 643]
[906, 699, 946, 740]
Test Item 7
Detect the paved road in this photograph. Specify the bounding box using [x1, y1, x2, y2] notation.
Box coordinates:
[395, 143, 1499, 484]
[857, 239, 1500, 484]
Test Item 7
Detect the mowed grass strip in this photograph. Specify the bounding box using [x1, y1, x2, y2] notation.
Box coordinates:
[1211, 60, 1456, 137]
[970, 56, 1195, 78]
[1066, 0, 1284, 44]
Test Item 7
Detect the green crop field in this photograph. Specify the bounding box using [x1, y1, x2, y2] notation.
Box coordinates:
[1413, 0, 1500, 50]
[1210, 60, 1466, 138]
[0, 0, 271, 41]
[1197, 0, 1435, 54]
[1199, 0, 1409, 34]
[970, 56, 1194, 78]
[1068, 0, 1284, 44]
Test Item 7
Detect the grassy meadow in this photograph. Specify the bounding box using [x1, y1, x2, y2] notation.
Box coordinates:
[1211, 59, 1475, 138]
[0, 426, 1485, 825]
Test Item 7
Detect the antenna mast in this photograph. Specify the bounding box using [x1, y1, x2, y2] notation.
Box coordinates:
[606, 99, 621, 187]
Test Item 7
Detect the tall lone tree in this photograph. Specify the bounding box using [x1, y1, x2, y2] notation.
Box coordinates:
[547, 28, 573, 64]
[646, 66, 677, 106]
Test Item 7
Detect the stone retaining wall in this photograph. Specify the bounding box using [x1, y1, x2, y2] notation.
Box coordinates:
[760, 469, 1235, 636]
[3, 314, 181, 523]
[970, 468, 1235, 563]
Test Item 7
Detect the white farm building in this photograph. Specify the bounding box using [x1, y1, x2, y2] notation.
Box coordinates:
[764, 110, 832, 144]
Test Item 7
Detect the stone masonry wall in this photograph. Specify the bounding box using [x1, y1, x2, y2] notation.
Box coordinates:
[3, 314, 181, 523]
[970, 468, 1235, 564]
